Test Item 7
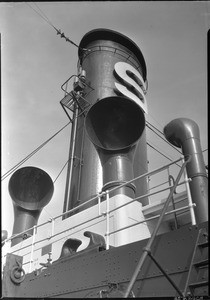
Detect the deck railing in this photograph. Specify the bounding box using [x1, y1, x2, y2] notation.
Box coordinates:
[3, 156, 196, 273]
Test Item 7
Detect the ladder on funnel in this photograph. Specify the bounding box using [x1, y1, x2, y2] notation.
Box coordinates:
[184, 227, 209, 297]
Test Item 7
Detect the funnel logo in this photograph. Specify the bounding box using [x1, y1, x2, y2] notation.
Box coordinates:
[114, 62, 148, 114]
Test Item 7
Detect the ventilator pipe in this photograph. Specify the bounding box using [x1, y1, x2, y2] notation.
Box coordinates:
[9, 166, 54, 246]
[164, 118, 208, 223]
[85, 96, 145, 198]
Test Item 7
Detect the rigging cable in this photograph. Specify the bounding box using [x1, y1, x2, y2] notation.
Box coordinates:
[1, 122, 70, 182]
[53, 160, 69, 183]
[146, 119, 165, 136]
[25, 2, 89, 51]
[25, 2, 55, 29]
[147, 142, 181, 168]
[147, 126, 208, 168]
[147, 110, 167, 134]
[30, 2, 55, 29]
[146, 121, 208, 155]
[146, 121, 183, 155]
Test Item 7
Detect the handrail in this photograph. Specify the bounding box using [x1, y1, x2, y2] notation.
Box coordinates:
[80, 44, 142, 74]
[107, 204, 195, 237]
[168, 174, 178, 229]
[108, 179, 186, 215]
[148, 179, 170, 191]
[55, 157, 183, 222]
[5, 179, 187, 259]
[3, 155, 191, 273]
[7, 180, 190, 257]
[7, 202, 195, 261]
[182, 157, 196, 226]
[29, 226, 36, 272]
[2, 154, 196, 283]
[5, 183, 184, 247]
[9, 210, 104, 255]
[3, 156, 184, 245]
[123, 155, 191, 298]
[105, 157, 183, 196]
[61, 74, 77, 94]
[105, 191, 110, 250]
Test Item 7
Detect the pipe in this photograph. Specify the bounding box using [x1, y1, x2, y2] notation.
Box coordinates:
[62, 106, 78, 218]
[9, 166, 54, 246]
[164, 118, 208, 223]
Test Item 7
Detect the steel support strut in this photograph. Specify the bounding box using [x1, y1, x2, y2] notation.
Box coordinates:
[123, 155, 191, 298]
[148, 251, 183, 297]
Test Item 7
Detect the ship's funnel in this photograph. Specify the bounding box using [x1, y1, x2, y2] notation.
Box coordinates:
[164, 118, 208, 223]
[63, 28, 149, 215]
[9, 166, 54, 246]
[85, 96, 145, 197]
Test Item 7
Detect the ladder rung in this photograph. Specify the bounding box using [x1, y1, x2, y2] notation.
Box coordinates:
[189, 280, 209, 289]
[194, 259, 209, 267]
[198, 241, 209, 248]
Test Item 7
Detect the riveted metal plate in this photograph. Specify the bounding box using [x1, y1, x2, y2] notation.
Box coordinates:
[10, 221, 208, 298]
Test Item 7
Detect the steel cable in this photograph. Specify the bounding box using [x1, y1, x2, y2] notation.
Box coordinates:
[25, 2, 88, 51]
[1, 122, 70, 181]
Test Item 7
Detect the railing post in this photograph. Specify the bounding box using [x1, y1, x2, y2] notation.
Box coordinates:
[147, 175, 151, 204]
[168, 173, 179, 230]
[98, 193, 101, 216]
[29, 226, 36, 272]
[182, 156, 196, 226]
[106, 190, 110, 250]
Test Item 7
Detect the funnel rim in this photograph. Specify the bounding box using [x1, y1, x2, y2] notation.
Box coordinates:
[78, 28, 147, 81]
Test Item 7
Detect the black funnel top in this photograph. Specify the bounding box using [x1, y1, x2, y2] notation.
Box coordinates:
[78, 28, 147, 81]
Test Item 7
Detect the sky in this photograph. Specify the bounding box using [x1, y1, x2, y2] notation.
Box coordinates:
[1, 1, 209, 238]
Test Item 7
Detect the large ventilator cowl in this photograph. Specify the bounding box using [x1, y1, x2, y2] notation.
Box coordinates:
[85, 96, 145, 197]
[9, 166, 54, 246]
[85, 96, 145, 151]
[164, 118, 208, 224]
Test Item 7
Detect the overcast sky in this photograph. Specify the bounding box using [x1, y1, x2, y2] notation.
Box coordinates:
[1, 1, 209, 237]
